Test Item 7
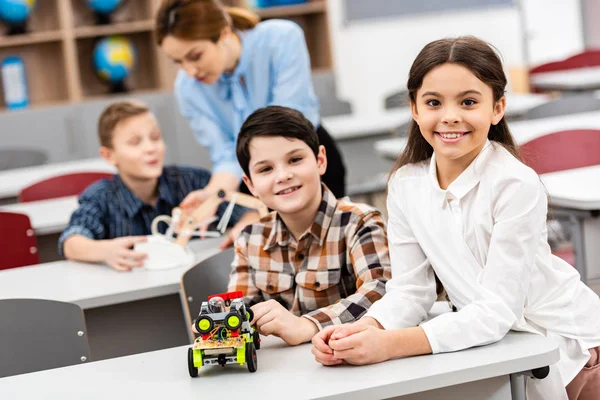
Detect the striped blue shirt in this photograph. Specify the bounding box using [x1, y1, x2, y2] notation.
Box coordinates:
[175, 19, 320, 178]
[58, 166, 246, 255]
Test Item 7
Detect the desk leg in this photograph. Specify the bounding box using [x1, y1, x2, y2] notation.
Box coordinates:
[386, 375, 511, 399]
[510, 374, 526, 400]
[583, 215, 600, 282]
[84, 294, 190, 361]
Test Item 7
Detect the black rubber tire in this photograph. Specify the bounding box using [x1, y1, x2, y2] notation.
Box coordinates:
[253, 330, 261, 350]
[246, 307, 254, 322]
[188, 348, 198, 378]
[246, 342, 258, 373]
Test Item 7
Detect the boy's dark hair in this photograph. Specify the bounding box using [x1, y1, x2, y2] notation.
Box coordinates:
[98, 100, 150, 148]
[236, 106, 320, 177]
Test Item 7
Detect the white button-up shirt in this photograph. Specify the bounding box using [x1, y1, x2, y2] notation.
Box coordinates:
[366, 140, 600, 399]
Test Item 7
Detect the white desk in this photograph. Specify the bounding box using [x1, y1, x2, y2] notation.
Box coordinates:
[322, 93, 549, 141]
[0, 332, 558, 400]
[541, 165, 600, 210]
[0, 238, 224, 360]
[0, 196, 78, 235]
[0, 158, 115, 200]
[530, 66, 600, 91]
[540, 166, 600, 284]
[0, 238, 222, 309]
[504, 93, 551, 116]
[323, 108, 413, 140]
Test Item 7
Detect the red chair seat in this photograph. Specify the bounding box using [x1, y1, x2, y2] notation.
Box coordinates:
[0, 212, 39, 270]
[19, 172, 113, 203]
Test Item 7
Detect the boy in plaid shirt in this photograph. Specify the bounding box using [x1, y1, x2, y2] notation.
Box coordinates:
[227, 105, 391, 345]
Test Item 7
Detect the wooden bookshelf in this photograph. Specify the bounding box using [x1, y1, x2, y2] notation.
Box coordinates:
[0, 0, 331, 112]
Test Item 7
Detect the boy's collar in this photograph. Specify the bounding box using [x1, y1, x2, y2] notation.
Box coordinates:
[263, 184, 337, 251]
[114, 170, 174, 217]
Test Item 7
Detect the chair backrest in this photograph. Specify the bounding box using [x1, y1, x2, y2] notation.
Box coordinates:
[384, 90, 409, 110]
[530, 49, 600, 74]
[520, 129, 600, 174]
[19, 172, 113, 203]
[0, 212, 39, 270]
[180, 248, 235, 326]
[524, 93, 600, 120]
[311, 71, 353, 117]
[0, 148, 48, 171]
[0, 299, 90, 377]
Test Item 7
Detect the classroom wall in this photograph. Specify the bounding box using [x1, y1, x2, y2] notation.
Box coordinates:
[326, 0, 585, 115]
[327, 1, 525, 115]
[521, 0, 585, 66]
[581, 0, 600, 49]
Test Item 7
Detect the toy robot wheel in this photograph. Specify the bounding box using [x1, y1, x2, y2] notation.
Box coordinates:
[246, 307, 254, 322]
[246, 342, 258, 373]
[253, 330, 260, 350]
[188, 348, 199, 378]
[224, 311, 243, 330]
[195, 315, 214, 334]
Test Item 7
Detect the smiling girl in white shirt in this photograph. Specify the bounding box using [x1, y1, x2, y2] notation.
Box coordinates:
[311, 36, 600, 400]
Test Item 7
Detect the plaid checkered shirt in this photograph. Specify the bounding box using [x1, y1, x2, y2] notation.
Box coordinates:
[227, 185, 391, 329]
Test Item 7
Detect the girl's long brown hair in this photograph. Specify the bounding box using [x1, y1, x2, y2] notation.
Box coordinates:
[155, 0, 259, 45]
[391, 36, 521, 179]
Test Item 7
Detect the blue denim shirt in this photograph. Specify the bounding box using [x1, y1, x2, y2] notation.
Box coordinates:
[58, 166, 246, 255]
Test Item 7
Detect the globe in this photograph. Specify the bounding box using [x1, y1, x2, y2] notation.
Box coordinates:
[86, 0, 122, 14]
[93, 36, 136, 92]
[0, 0, 36, 25]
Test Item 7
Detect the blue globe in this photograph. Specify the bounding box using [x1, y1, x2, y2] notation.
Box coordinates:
[87, 0, 122, 14]
[0, 0, 36, 24]
[93, 36, 137, 84]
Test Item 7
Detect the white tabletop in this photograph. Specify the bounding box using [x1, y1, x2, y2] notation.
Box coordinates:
[0, 158, 115, 200]
[0, 332, 558, 400]
[322, 108, 413, 140]
[540, 165, 600, 210]
[322, 93, 549, 141]
[530, 66, 600, 91]
[0, 238, 223, 309]
[0, 196, 78, 235]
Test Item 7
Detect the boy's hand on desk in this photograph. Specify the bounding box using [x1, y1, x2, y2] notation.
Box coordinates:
[102, 236, 148, 272]
[250, 299, 319, 345]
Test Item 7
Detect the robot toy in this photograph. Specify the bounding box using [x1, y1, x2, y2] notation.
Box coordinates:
[188, 291, 260, 377]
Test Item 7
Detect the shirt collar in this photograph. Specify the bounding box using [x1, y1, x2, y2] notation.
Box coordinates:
[429, 139, 494, 208]
[217, 29, 251, 101]
[263, 184, 337, 251]
[114, 170, 175, 218]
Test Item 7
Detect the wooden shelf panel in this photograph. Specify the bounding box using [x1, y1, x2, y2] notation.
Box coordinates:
[255, 2, 326, 19]
[0, 31, 63, 48]
[0, 41, 68, 109]
[71, 0, 154, 27]
[74, 20, 154, 38]
[76, 31, 158, 98]
[0, 0, 61, 34]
